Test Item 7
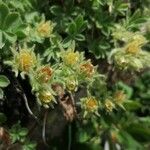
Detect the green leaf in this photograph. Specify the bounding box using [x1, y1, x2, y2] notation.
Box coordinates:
[118, 130, 143, 150]
[75, 15, 87, 33]
[126, 9, 147, 29]
[68, 22, 76, 35]
[50, 5, 63, 16]
[117, 82, 133, 98]
[63, 37, 72, 48]
[75, 34, 85, 41]
[75, 15, 84, 30]
[114, 1, 129, 15]
[99, 42, 111, 50]
[15, 30, 26, 39]
[14, 24, 27, 38]
[25, 12, 39, 24]
[0, 2, 9, 27]
[3, 12, 22, 31]
[77, 130, 90, 143]
[23, 141, 37, 150]
[19, 128, 28, 136]
[3, 32, 17, 43]
[124, 100, 141, 110]
[0, 30, 5, 49]
[0, 75, 10, 88]
[126, 123, 150, 142]
[0, 88, 4, 99]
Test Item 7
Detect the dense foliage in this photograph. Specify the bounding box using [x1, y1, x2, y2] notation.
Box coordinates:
[0, 0, 150, 150]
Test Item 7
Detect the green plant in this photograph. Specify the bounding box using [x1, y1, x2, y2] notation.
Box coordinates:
[0, 75, 10, 99]
[9, 122, 36, 150]
[0, 2, 26, 46]
[10, 122, 28, 143]
[0, 0, 150, 150]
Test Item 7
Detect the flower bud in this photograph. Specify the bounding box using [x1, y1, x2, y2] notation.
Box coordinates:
[105, 99, 115, 112]
[38, 90, 54, 104]
[37, 66, 53, 83]
[37, 21, 54, 38]
[80, 61, 94, 77]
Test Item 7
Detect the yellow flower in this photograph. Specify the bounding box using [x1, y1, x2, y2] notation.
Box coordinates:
[63, 51, 79, 65]
[38, 90, 54, 104]
[105, 99, 115, 112]
[81, 97, 99, 117]
[80, 61, 95, 77]
[37, 66, 53, 83]
[125, 34, 147, 54]
[84, 97, 98, 112]
[16, 49, 36, 72]
[114, 90, 126, 104]
[125, 41, 140, 54]
[37, 21, 54, 38]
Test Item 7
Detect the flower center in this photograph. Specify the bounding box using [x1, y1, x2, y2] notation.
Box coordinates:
[85, 98, 98, 111]
[125, 41, 140, 54]
[18, 51, 35, 72]
[63, 52, 79, 65]
[37, 21, 53, 37]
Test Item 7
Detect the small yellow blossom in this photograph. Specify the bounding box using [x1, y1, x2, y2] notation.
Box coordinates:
[125, 41, 140, 54]
[38, 90, 54, 104]
[81, 97, 99, 117]
[16, 49, 36, 72]
[80, 61, 95, 77]
[37, 21, 54, 38]
[86, 98, 98, 111]
[105, 99, 115, 112]
[83, 97, 99, 112]
[63, 50, 79, 65]
[125, 35, 147, 54]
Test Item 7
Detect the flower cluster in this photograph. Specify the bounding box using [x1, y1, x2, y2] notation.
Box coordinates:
[6, 45, 56, 108]
[5, 39, 129, 117]
[6, 42, 99, 110]
[110, 32, 150, 71]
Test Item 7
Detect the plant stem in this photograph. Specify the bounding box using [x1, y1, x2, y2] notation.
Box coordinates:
[22, 93, 38, 122]
[42, 109, 49, 146]
[68, 124, 72, 150]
